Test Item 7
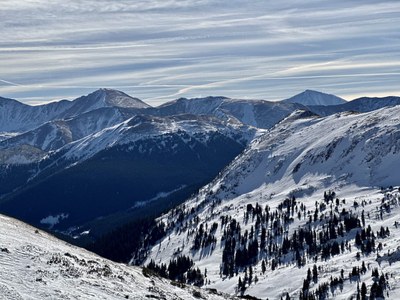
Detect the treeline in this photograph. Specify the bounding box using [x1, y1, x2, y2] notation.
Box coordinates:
[87, 217, 165, 262]
[146, 255, 205, 286]
[221, 189, 396, 296]
[217, 193, 368, 284]
[299, 264, 389, 300]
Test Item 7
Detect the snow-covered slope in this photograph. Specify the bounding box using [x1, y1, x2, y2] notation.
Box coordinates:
[0, 132, 19, 142]
[0, 107, 125, 153]
[59, 89, 150, 119]
[214, 107, 400, 192]
[0, 121, 73, 152]
[0, 213, 236, 300]
[65, 107, 127, 141]
[155, 96, 305, 129]
[141, 107, 400, 299]
[219, 99, 306, 129]
[0, 89, 148, 133]
[156, 96, 227, 116]
[60, 114, 258, 163]
[0, 96, 72, 133]
[283, 89, 346, 106]
[153, 106, 400, 207]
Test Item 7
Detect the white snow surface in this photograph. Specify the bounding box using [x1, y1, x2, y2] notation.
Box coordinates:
[0, 214, 237, 300]
[143, 107, 400, 299]
[0, 132, 19, 142]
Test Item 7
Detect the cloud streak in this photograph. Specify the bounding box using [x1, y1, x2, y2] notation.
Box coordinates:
[0, 79, 24, 87]
[0, 0, 399, 105]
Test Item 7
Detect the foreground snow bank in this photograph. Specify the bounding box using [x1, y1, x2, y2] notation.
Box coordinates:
[0, 214, 236, 300]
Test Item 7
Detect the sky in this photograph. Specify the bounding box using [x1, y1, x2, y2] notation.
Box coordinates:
[1, 0, 400, 106]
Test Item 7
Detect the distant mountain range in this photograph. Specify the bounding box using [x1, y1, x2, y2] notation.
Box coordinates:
[0, 88, 399, 243]
[1, 88, 400, 299]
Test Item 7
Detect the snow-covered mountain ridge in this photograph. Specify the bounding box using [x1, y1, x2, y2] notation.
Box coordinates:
[172, 106, 400, 202]
[60, 114, 259, 163]
[0, 213, 236, 300]
[1, 89, 399, 162]
[230, 106, 400, 191]
[0, 96, 72, 133]
[58, 88, 150, 119]
[154, 96, 306, 129]
[0, 107, 128, 165]
[140, 107, 400, 299]
[0, 89, 148, 133]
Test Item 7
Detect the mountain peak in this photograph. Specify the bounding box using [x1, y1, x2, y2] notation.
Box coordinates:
[283, 89, 346, 106]
[58, 89, 150, 118]
[89, 88, 151, 109]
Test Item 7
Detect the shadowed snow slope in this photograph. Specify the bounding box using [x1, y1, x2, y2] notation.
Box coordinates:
[0, 214, 236, 300]
[0, 115, 258, 231]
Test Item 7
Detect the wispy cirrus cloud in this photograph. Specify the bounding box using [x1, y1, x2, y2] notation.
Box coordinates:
[0, 0, 399, 105]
